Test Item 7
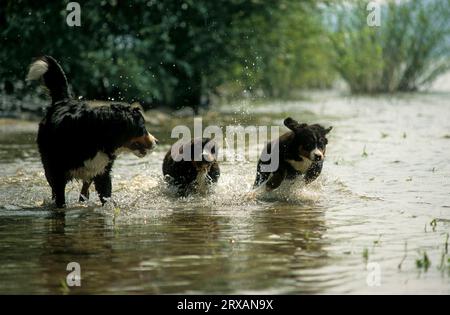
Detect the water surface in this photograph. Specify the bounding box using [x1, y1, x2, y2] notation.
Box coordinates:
[0, 92, 449, 294]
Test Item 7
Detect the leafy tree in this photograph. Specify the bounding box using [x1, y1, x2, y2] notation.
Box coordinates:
[0, 0, 332, 111]
[227, 0, 333, 99]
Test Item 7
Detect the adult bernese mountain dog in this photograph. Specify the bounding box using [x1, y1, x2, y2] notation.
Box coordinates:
[26, 56, 158, 208]
[254, 117, 332, 191]
[162, 137, 220, 196]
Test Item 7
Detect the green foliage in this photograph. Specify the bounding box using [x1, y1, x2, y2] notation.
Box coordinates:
[0, 0, 332, 111]
[328, 0, 450, 93]
[223, 1, 334, 100]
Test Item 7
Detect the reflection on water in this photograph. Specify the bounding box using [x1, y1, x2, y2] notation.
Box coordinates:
[0, 92, 449, 294]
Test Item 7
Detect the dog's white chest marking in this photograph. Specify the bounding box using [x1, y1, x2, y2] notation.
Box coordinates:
[286, 159, 312, 173]
[70, 152, 110, 180]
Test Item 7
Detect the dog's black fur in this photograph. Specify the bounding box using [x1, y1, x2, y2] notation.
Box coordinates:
[162, 138, 220, 196]
[27, 56, 158, 208]
[254, 117, 332, 191]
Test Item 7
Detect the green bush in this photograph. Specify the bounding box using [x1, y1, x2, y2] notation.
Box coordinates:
[329, 0, 450, 93]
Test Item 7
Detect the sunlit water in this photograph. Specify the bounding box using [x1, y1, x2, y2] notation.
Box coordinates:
[0, 92, 449, 294]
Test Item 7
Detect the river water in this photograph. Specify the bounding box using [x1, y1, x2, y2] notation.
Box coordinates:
[0, 92, 449, 294]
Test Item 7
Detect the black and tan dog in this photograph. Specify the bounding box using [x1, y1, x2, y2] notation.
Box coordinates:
[27, 55, 158, 208]
[254, 117, 332, 191]
[163, 138, 220, 196]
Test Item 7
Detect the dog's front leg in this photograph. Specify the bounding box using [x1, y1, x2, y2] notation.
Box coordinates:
[304, 161, 323, 184]
[265, 169, 287, 191]
[79, 180, 92, 202]
[209, 162, 220, 183]
[94, 168, 112, 205]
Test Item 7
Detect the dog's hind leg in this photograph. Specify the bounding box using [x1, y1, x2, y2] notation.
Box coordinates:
[43, 168, 56, 200]
[53, 177, 67, 208]
[44, 168, 63, 204]
[79, 180, 92, 202]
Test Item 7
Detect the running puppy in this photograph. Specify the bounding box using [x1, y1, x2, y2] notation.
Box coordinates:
[254, 117, 332, 191]
[162, 138, 220, 196]
[27, 56, 158, 208]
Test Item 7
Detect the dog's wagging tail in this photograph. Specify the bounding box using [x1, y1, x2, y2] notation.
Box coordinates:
[27, 56, 71, 103]
[27, 56, 158, 208]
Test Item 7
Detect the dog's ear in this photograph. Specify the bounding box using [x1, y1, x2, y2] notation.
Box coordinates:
[284, 117, 307, 131]
[324, 126, 333, 135]
[284, 117, 298, 130]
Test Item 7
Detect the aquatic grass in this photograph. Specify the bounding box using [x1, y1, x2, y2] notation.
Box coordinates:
[372, 235, 382, 251]
[445, 233, 449, 254]
[59, 279, 70, 295]
[437, 234, 450, 274]
[438, 252, 446, 272]
[363, 248, 369, 262]
[423, 218, 447, 233]
[361, 146, 368, 158]
[416, 251, 431, 271]
[373, 235, 381, 245]
[430, 219, 437, 232]
[398, 241, 408, 270]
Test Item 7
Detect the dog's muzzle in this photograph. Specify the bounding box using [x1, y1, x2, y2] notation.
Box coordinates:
[129, 133, 159, 157]
[310, 148, 324, 162]
[146, 133, 159, 150]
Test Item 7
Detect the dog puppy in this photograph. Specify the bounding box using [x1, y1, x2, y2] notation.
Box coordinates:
[254, 117, 332, 191]
[27, 55, 158, 208]
[162, 138, 220, 196]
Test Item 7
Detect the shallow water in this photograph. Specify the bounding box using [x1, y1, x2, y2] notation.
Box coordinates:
[0, 92, 449, 294]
